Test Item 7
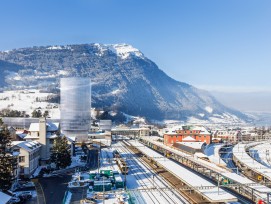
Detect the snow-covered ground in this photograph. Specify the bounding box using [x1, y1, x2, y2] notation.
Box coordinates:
[249, 142, 271, 168]
[204, 143, 227, 166]
[187, 112, 246, 125]
[0, 89, 60, 118]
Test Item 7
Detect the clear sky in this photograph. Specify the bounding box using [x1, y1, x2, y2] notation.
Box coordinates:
[0, 0, 271, 97]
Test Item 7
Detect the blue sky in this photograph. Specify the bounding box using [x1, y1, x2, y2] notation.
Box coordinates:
[0, 0, 271, 95]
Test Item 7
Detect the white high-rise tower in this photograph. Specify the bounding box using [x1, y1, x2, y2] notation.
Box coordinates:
[60, 77, 91, 140]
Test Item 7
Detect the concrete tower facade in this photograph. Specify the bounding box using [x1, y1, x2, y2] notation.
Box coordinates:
[60, 77, 91, 140]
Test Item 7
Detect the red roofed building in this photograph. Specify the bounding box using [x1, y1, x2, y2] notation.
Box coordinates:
[164, 125, 212, 145]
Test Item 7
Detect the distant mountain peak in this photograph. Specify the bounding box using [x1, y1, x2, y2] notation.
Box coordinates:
[94, 43, 144, 59]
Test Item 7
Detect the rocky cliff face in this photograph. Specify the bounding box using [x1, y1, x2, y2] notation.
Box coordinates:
[0, 43, 249, 122]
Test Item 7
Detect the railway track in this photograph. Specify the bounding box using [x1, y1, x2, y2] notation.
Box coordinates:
[100, 142, 253, 203]
[114, 141, 189, 204]
[115, 144, 170, 204]
[129, 139, 260, 204]
[101, 148, 149, 204]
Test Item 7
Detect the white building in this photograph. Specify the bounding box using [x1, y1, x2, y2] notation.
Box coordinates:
[24, 117, 60, 163]
[112, 126, 150, 138]
[213, 129, 242, 143]
[12, 141, 41, 178]
[60, 77, 91, 141]
[99, 120, 112, 131]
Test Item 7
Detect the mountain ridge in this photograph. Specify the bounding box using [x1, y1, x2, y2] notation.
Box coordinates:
[0, 43, 249, 123]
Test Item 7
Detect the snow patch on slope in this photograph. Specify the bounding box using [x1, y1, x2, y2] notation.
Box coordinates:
[198, 113, 205, 117]
[46, 45, 73, 50]
[205, 106, 213, 113]
[111, 89, 121, 95]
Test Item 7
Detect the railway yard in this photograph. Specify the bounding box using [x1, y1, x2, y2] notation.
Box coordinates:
[68, 137, 271, 204]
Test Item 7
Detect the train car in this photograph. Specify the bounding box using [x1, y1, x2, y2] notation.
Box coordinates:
[116, 158, 129, 175]
[112, 150, 120, 159]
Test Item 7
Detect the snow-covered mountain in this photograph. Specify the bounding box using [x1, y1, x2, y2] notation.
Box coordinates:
[0, 43, 250, 122]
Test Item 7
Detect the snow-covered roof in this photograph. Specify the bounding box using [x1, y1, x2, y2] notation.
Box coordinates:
[0, 191, 11, 203]
[182, 136, 196, 141]
[129, 140, 237, 202]
[192, 126, 210, 134]
[46, 132, 58, 139]
[176, 141, 205, 149]
[142, 136, 271, 198]
[16, 133, 27, 139]
[24, 134, 39, 139]
[47, 122, 59, 131]
[233, 142, 271, 181]
[12, 140, 41, 152]
[28, 122, 59, 132]
[67, 136, 76, 142]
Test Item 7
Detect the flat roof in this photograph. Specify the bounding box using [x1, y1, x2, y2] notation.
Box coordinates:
[176, 141, 205, 149]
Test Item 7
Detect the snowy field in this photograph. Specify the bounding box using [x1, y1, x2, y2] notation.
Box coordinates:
[0, 89, 60, 118]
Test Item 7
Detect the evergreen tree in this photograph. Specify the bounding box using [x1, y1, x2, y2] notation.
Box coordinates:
[43, 110, 49, 118]
[31, 109, 42, 118]
[0, 118, 17, 191]
[50, 136, 71, 169]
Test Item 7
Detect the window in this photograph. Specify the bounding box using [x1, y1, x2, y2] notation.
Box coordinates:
[19, 156, 25, 162]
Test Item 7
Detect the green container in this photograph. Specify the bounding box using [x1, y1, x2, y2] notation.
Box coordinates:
[89, 173, 97, 179]
[113, 170, 119, 175]
[115, 181, 124, 188]
[93, 183, 112, 192]
[100, 170, 113, 177]
[114, 174, 124, 188]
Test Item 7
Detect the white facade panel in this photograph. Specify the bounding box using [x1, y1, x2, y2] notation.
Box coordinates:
[60, 77, 91, 137]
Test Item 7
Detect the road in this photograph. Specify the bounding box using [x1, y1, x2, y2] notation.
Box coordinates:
[220, 146, 240, 173]
[38, 174, 72, 204]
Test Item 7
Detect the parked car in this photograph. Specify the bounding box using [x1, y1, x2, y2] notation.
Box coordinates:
[18, 191, 32, 200]
[21, 182, 35, 188]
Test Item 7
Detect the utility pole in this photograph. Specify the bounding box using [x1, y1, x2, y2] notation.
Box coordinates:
[217, 174, 220, 195]
[124, 158, 127, 191]
[103, 176, 105, 204]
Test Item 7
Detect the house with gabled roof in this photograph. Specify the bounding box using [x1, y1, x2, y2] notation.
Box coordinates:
[163, 125, 212, 145]
[11, 140, 41, 178]
[24, 117, 60, 163]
